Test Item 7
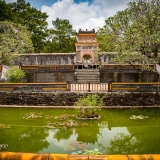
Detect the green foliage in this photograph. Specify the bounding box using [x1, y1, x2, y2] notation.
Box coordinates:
[98, 0, 160, 65]
[74, 94, 104, 118]
[7, 0, 48, 52]
[4, 66, 25, 83]
[75, 94, 104, 107]
[111, 51, 159, 71]
[97, 28, 118, 52]
[83, 54, 91, 60]
[1, 0, 77, 53]
[0, 0, 12, 21]
[49, 18, 76, 53]
[0, 21, 34, 65]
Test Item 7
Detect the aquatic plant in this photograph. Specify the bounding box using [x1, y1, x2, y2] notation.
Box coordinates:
[45, 120, 88, 128]
[54, 114, 75, 120]
[0, 123, 10, 129]
[130, 115, 149, 120]
[45, 115, 53, 120]
[74, 94, 104, 119]
[23, 112, 42, 120]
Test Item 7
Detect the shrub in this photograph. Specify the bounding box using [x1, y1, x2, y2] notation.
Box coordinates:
[74, 94, 104, 118]
[4, 66, 25, 83]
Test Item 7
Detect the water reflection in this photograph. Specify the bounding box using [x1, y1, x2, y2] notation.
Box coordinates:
[0, 126, 49, 152]
[0, 108, 160, 154]
[76, 121, 100, 143]
[54, 128, 73, 142]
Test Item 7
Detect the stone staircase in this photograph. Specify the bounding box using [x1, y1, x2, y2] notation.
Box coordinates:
[75, 69, 100, 83]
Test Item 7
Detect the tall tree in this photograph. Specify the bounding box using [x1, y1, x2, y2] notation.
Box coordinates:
[98, 0, 160, 66]
[0, 0, 12, 21]
[0, 21, 34, 65]
[8, 0, 48, 52]
[50, 18, 76, 53]
[97, 27, 118, 52]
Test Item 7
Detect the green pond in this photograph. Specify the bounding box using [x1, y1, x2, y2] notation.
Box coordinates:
[0, 107, 160, 154]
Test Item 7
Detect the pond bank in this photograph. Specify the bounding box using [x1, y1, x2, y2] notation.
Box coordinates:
[0, 105, 160, 108]
[0, 92, 160, 106]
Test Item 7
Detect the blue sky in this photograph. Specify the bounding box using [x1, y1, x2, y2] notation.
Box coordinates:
[5, 0, 132, 31]
[26, 0, 93, 9]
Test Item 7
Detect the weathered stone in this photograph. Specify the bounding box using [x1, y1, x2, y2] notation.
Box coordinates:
[0, 92, 159, 107]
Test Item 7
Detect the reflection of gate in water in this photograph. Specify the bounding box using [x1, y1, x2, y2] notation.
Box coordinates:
[70, 83, 108, 92]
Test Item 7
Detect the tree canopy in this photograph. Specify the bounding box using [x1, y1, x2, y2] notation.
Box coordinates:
[0, 21, 34, 65]
[8, 0, 48, 52]
[0, 0, 76, 53]
[97, 0, 160, 65]
[48, 18, 76, 53]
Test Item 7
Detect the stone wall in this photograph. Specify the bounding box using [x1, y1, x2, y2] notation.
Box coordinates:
[100, 72, 157, 82]
[25, 72, 75, 82]
[14, 53, 115, 65]
[15, 53, 76, 65]
[0, 92, 159, 106]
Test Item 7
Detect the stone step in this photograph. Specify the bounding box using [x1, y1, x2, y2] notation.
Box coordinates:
[76, 81, 99, 83]
[76, 74, 99, 78]
[76, 79, 99, 82]
[76, 75, 98, 77]
[75, 69, 99, 72]
[75, 69, 100, 83]
[76, 77, 99, 82]
[76, 72, 99, 75]
[77, 78, 98, 81]
[76, 74, 98, 77]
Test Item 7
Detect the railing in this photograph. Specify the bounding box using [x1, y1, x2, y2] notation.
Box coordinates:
[0, 82, 70, 92]
[108, 82, 159, 92]
[100, 64, 155, 71]
[70, 82, 108, 92]
[0, 81, 160, 92]
[19, 65, 75, 71]
[0, 64, 156, 72]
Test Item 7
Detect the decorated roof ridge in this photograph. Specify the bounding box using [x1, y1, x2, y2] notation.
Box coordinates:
[77, 29, 96, 34]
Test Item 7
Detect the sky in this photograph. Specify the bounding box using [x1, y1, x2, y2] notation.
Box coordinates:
[5, 0, 132, 31]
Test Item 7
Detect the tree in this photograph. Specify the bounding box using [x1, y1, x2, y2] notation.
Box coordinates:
[4, 66, 25, 83]
[50, 18, 76, 53]
[24, 7, 48, 52]
[0, 21, 34, 65]
[97, 27, 119, 52]
[98, 0, 160, 66]
[8, 0, 48, 52]
[0, 0, 12, 21]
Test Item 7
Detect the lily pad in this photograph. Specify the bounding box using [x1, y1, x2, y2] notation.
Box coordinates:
[130, 115, 149, 120]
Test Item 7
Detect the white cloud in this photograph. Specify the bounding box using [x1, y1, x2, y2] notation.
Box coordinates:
[41, 0, 131, 32]
[5, 0, 131, 32]
[5, 0, 16, 3]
